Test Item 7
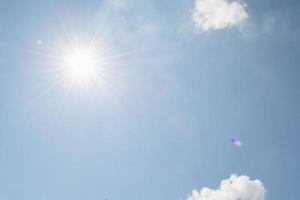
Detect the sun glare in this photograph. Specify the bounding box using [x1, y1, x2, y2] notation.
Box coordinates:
[62, 44, 99, 86]
[63, 47, 98, 84]
[32, 26, 121, 96]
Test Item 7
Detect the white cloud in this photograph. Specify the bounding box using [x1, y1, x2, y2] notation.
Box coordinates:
[192, 0, 248, 31]
[188, 174, 266, 200]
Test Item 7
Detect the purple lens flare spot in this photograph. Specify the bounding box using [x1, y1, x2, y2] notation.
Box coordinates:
[231, 138, 242, 147]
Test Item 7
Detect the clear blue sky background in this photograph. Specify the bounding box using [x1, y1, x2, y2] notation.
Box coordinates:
[0, 0, 299, 199]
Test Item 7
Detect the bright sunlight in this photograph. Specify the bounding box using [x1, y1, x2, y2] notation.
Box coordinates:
[62, 46, 98, 85]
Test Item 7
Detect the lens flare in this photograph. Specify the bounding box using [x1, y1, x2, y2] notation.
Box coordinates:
[231, 138, 242, 147]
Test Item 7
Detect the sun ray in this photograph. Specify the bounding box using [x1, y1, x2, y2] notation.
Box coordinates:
[27, 17, 170, 111]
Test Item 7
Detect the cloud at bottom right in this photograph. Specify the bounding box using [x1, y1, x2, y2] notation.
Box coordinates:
[188, 174, 266, 200]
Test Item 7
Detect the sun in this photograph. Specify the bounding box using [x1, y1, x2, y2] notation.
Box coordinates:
[57, 41, 104, 89]
[31, 25, 122, 96]
[63, 46, 98, 84]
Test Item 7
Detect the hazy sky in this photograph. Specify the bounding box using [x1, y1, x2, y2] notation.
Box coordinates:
[0, 0, 299, 199]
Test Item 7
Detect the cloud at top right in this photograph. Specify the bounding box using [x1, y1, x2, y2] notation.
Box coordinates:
[192, 0, 248, 31]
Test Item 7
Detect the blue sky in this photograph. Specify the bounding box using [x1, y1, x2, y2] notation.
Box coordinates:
[0, 0, 299, 199]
